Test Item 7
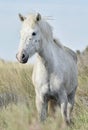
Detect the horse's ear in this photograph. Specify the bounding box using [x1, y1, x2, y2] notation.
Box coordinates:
[19, 13, 26, 22]
[36, 13, 41, 22]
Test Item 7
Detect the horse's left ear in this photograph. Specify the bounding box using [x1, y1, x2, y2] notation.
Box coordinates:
[19, 13, 26, 22]
[36, 13, 41, 21]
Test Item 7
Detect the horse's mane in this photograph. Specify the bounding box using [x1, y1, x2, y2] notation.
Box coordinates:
[38, 19, 53, 41]
[53, 38, 63, 48]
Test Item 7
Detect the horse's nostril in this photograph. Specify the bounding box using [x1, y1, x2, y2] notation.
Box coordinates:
[22, 54, 25, 59]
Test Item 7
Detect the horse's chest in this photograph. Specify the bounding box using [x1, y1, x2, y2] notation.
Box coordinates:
[32, 57, 49, 87]
[33, 63, 57, 88]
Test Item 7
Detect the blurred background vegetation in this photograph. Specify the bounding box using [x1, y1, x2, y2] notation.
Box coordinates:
[0, 47, 88, 130]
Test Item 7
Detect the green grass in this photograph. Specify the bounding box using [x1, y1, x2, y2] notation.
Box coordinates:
[0, 60, 88, 130]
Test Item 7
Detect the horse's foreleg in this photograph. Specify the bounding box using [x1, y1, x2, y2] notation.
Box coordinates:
[36, 95, 48, 122]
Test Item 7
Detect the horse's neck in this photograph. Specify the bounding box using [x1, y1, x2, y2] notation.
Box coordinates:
[39, 39, 62, 67]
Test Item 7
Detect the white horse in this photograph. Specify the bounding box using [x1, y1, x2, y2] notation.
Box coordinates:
[16, 13, 78, 125]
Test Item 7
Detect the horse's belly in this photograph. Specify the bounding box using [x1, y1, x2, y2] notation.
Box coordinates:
[65, 66, 78, 94]
[49, 67, 78, 95]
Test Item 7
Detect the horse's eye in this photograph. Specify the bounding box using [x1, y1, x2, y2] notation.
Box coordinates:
[32, 32, 36, 36]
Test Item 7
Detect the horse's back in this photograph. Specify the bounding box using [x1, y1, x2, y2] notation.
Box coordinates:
[64, 46, 77, 63]
[53, 38, 77, 64]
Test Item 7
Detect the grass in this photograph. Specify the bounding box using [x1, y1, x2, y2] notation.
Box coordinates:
[0, 60, 88, 130]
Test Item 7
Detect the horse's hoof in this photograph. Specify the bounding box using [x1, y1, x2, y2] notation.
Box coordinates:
[66, 119, 74, 127]
[66, 120, 71, 126]
[70, 119, 74, 125]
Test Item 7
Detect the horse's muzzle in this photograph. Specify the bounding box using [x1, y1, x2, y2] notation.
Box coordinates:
[16, 52, 29, 64]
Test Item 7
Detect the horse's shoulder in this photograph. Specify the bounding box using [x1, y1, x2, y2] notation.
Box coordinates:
[64, 46, 77, 63]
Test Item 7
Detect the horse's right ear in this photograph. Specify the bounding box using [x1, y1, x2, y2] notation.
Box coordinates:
[36, 13, 41, 22]
[18, 13, 26, 22]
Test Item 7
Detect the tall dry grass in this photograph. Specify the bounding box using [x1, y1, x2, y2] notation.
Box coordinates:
[0, 49, 88, 130]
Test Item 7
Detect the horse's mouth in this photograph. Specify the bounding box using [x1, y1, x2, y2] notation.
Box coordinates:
[19, 58, 28, 64]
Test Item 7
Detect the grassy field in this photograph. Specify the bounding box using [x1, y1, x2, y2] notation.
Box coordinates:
[0, 50, 88, 130]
